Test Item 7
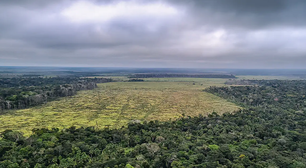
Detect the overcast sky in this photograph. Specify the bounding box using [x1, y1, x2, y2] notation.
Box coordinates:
[1, 0, 306, 68]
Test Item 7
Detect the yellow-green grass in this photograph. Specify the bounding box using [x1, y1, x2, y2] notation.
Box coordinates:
[0, 79, 241, 136]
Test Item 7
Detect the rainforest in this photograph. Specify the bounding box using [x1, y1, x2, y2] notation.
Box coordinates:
[1, 68, 306, 167]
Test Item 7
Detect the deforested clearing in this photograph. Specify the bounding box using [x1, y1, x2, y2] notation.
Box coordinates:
[0, 79, 241, 136]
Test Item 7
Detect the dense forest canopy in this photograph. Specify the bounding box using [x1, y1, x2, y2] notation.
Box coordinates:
[1, 79, 306, 167]
[208, 80, 306, 110]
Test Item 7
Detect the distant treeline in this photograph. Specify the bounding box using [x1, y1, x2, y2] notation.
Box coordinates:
[208, 80, 306, 109]
[129, 73, 236, 78]
[0, 77, 95, 88]
[225, 79, 260, 85]
[0, 77, 112, 111]
[225, 79, 305, 86]
[128, 79, 145, 82]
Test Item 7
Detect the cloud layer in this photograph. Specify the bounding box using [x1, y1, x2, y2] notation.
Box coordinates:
[1, 0, 306, 68]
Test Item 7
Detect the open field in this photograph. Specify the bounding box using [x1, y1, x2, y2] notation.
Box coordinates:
[0, 79, 241, 136]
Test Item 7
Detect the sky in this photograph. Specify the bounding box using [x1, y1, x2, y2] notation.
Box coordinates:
[0, 0, 306, 69]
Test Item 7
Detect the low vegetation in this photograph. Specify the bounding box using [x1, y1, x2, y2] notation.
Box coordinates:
[0, 79, 240, 136]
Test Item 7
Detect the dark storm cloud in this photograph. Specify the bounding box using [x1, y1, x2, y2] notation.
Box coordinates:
[170, 0, 306, 29]
[0, 0, 306, 68]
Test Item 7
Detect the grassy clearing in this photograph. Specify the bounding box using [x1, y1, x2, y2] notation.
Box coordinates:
[0, 79, 241, 136]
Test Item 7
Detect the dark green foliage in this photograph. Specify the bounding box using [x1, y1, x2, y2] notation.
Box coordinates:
[129, 73, 236, 78]
[1, 80, 306, 167]
[207, 80, 306, 110]
[128, 79, 145, 82]
[0, 77, 112, 111]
